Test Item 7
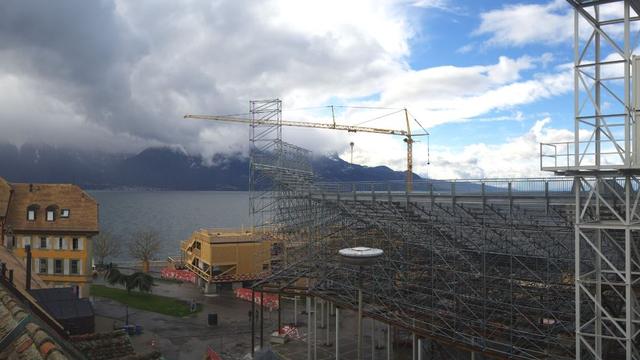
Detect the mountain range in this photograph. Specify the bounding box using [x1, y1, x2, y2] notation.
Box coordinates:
[0, 143, 420, 190]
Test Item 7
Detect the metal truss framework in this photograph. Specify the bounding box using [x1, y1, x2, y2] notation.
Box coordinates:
[247, 107, 580, 359]
[252, 153, 640, 359]
[247, 109, 639, 359]
[244, 2, 640, 359]
[250, 99, 283, 231]
[256, 165, 581, 359]
[540, 2, 640, 359]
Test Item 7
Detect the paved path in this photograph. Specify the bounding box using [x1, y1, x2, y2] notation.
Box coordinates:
[92, 279, 278, 359]
[91, 278, 414, 359]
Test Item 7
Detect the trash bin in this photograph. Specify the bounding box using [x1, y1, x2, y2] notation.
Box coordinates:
[208, 313, 218, 326]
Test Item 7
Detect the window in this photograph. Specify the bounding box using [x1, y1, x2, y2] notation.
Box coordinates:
[45, 205, 58, 222]
[54, 259, 63, 274]
[72, 238, 79, 250]
[61, 209, 70, 218]
[70, 260, 79, 275]
[40, 237, 47, 249]
[58, 238, 63, 250]
[39, 259, 48, 274]
[27, 208, 36, 221]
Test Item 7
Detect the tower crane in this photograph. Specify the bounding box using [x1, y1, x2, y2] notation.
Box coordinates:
[184, 109, 428, 191]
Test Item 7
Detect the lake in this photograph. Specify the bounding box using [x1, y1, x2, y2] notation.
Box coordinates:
[89, 191, 250, 261]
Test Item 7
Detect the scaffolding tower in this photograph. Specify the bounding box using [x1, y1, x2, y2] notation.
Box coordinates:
[540, 1, 640, 359]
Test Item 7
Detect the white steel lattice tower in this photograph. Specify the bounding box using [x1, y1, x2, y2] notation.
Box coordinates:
[541, 1, 640, 359]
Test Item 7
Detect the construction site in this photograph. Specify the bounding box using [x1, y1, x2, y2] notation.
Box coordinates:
[181, 1, 640, 359]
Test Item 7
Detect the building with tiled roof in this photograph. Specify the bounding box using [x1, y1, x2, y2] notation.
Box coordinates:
[0, 275, 163, 360]
[0, 177, 99, 298]
[0, 284, 72, 360]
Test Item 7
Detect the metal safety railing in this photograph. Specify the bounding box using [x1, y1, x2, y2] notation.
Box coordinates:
[540, 139, 627, 171]
[313, 177, 575, 196]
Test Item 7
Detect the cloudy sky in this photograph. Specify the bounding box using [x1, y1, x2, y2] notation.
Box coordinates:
[0, 0, 586, 179]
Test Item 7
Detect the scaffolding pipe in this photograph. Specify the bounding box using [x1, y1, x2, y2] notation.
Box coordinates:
[260, 291, 264, 348]
[335, 307, 340, 360]
[314, 297, 318, 360]
[358, 288, 363, 360]
[325, 301, 330, 346]
[371, 318, 375, 360]
[251, 289, 255, 357]
[387, 324, 391, 360]
[307, 296, 311, 360]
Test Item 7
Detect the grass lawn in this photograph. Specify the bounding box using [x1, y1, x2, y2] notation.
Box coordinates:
[90, 284, 201, 317]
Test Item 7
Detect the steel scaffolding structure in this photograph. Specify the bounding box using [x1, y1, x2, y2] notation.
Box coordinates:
[247, 2, 640, 358]
[540, 1, 640, 359]
[245, 100, 576, 358]
[254, 155, 579, 358]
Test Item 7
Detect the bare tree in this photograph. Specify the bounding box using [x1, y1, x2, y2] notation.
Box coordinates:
[93, 231, 121, 267]
[129, 230, 161, 273]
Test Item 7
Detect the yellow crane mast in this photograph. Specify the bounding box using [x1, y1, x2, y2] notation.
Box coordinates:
[184, 109, 426, 191]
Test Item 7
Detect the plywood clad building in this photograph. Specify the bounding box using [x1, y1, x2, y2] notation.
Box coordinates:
[181, 228, 277, 291]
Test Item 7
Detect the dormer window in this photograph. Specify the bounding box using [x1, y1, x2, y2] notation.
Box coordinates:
[27, 205, 38, 221]
[45, 205, 58, 222]
[61, 209, 70, 218]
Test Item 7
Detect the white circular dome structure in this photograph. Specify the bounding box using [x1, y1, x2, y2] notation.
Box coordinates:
[338, 246, 384, 265]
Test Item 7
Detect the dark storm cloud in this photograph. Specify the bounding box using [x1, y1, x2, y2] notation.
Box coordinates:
[0, 0, 408, 156]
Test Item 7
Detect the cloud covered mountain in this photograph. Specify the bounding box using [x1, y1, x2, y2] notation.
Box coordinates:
[0, 143, 419, 190]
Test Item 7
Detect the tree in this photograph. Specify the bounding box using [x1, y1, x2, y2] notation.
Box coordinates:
[104, 265, 154, 294]
[93, 231, 121, 267]
[129, 230, 161, 273]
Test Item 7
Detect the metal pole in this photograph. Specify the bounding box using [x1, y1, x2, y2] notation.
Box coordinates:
[251, 289, 255, 356]
[325, 301, 330, 346]
[417, 338, 423, 360]
[358, 288, 363, 360]
[294, 296, 298, 326]
[387, 324, 391, 360]
[412, 333, 416, 360]
[278, 293, 282, 333]
[307, 296, 312, 360]
[320, 299, 324, 328]
[260, 291, 264, 348]
[371, 318, 375, 360]
[314, 297, 317, 360]
[335, 307, 340, 360]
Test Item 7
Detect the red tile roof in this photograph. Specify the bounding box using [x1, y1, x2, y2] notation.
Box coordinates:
[0, 285, 69, 360]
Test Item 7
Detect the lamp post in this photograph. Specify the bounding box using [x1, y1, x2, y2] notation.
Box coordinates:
[338, 247, 383, 360]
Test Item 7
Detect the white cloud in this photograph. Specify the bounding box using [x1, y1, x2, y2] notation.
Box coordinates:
[474, 0, 572, 47]
[472, 0, 640, 49]
[416, 118, 574, 179]
[361, 56, 572, 129]
[412, 0, 454, 11]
